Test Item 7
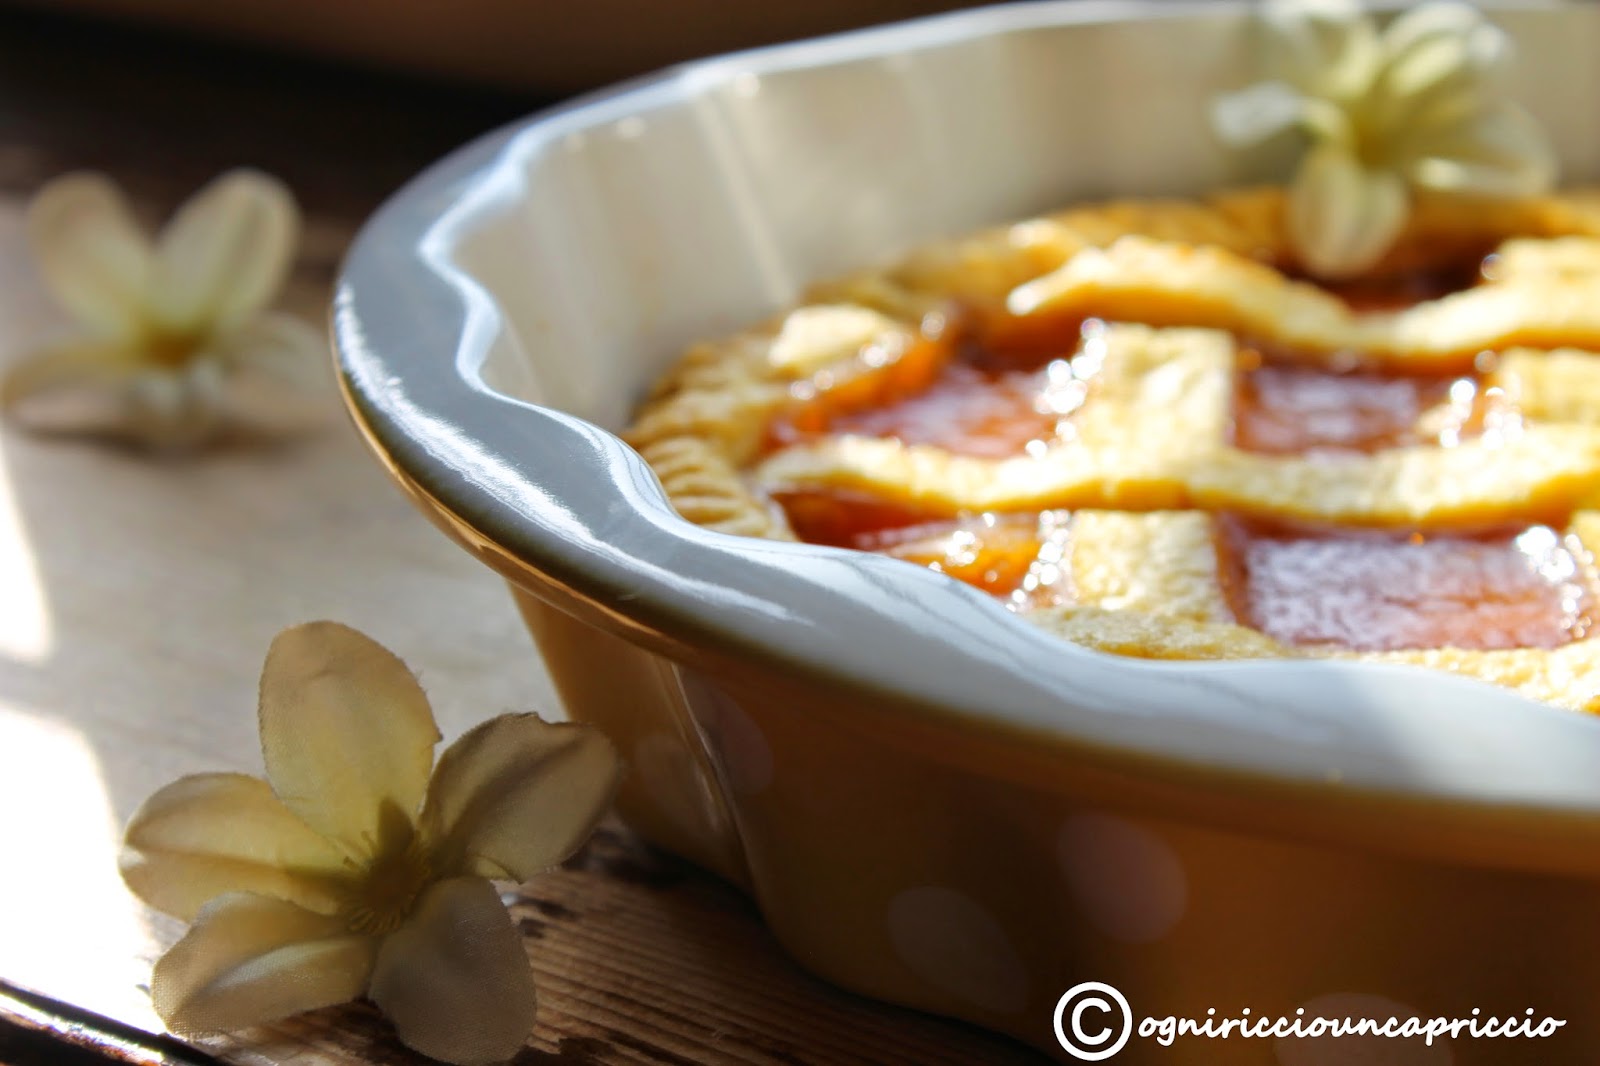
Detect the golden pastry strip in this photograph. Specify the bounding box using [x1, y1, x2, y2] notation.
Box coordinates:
[1493, 348, 1600, 424]
[804, 189, 1290, 317]
[1009, 237, 1354, 353]
[765, 305, 915, 377]
[1009, 235, 1600, 370]
[1489, 236, 1600, 281]
[1346, 645, 1600, 714]
[1190, 426, 1600, 527]
[1025, 606, 1290, 661]
[1374, 284, 1600, 366]
[1067, 511, 1232, 624]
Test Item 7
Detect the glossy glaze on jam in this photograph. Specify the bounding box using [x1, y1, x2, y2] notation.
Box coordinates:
[765, 311, 1094, 460]
[1231, 358, 1518, 455]
[776, 489, 1071, 606]
[862, 511, 1067, 604]
[772, 489, 947, 548]
[1220, 519, 1593, 652]
[764, 251, 1598, 652]
[1296, 257, 1488, 313]
[819, 361, 1071, 458]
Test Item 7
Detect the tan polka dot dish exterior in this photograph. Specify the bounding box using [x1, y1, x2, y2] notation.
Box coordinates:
[336, 3, 1600, 1063]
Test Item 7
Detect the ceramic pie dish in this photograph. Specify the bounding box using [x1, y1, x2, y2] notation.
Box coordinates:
[335, 3, 1600, 1063]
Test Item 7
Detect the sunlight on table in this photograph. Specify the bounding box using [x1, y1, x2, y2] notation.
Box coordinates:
[0, 704, 166, 1026]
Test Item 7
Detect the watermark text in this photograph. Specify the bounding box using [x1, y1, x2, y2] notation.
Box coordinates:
[1052, 983, 1566, 1061]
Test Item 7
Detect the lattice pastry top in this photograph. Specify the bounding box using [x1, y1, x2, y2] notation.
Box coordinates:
[625, 186, 1600, 712]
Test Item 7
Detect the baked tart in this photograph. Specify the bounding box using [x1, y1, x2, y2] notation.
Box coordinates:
[625, 185, 1600, 713]
[625, 3, 1600, 712]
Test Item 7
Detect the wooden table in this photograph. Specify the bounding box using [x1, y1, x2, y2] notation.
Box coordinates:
[0, 10, 1046, 1065]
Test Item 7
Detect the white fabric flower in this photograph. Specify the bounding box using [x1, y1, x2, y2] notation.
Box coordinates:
[1212, 0, 1556, 278]
[121, 622, 620, 1065]
[1, 170, 328, 448]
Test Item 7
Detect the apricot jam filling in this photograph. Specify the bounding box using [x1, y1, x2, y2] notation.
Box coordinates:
[765, 311, 1098, 459]
[862, 511, 1071, 607]
[1220, 519, 1595, 652]
[775, 490, 1070, 607]
[773, 489, 948, 549]
[1231, 355, 1517, 455]
[1294, 254, 1490, 313]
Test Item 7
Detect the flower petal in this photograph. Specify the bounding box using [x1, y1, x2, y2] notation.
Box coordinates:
[128, 363, 228, 450]
[149, 170, 298, 334]
[1367, 6, 1506, 139]
[211, 311, 326, 379]
[205, 312, 331, 438]
[1289, 144, 1409, 279]
[0, 348, 223, 449]
[368, 877, 536, 1066]
[1381, 2, 1504, 80]
[121, 772, 349, 922]
[1405, 104, 1557, 198]
[1211, 81, 1310, 147]
[1, 341, 142, 430]
[259, 622, 440, 860]
[421, 715, 619, 883]
[152, 892, 375, 1036]
[1263, 0, 1378, 98]
[27, 173, 153, 341]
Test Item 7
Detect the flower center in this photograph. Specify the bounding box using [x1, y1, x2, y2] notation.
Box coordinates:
[341, 834, 433, 936]
[140, 328, 206, 368]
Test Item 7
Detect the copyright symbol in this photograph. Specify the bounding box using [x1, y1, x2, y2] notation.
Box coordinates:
[1053, 982, 1132, 1061]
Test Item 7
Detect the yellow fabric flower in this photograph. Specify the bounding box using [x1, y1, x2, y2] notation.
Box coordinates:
[1, 170, 327, 448]
[1212, 0, 1556, 278]
[121, 622, 619, 1065]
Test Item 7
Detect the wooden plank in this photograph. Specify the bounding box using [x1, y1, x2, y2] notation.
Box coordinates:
[192, 826, 1045, 1065]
